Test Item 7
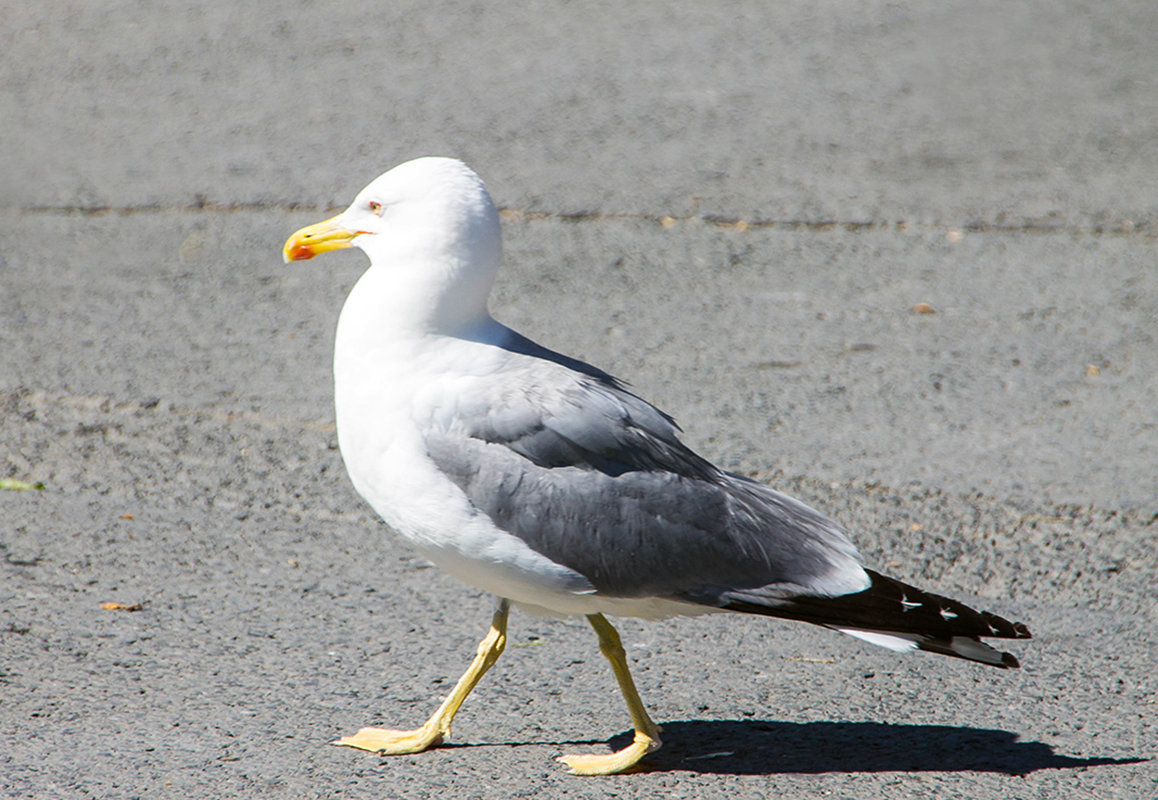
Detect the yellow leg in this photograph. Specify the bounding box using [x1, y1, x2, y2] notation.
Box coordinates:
[557, 613, 663, 775]
[334, 600, 509, 755]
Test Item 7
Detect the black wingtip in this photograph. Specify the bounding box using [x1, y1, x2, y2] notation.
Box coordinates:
[980, 609, 1033, 640]
[712, 569, 1032, 668]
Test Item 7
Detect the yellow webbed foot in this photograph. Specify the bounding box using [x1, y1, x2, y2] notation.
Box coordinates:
[332, 723, 445, 755]
[334, 601, 510, 759]
[556, 613, 664, 775]
[556, 730, 662, 775]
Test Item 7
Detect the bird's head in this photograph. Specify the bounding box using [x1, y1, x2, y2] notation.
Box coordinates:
[283, 157, 503, 332]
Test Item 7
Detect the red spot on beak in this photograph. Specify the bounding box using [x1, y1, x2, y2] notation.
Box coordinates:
[287, 244, 316, 261]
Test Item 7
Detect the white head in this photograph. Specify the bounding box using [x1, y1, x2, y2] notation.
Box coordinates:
[284, 157, 502, 333]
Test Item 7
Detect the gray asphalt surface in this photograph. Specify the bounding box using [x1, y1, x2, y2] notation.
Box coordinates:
[2, 2, 1155, 798]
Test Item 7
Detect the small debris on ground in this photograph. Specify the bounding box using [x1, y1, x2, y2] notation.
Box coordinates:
[0, 478, 46, 491]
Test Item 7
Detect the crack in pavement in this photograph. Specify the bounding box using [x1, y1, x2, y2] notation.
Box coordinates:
[4, 204, 1153, 238]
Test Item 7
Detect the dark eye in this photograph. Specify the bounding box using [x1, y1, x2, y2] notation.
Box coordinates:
[368, 201, 383, 215]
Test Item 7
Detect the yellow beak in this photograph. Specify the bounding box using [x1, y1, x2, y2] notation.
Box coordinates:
[282, 214, 367, 262]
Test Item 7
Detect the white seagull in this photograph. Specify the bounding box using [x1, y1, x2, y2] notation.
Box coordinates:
[282, 157, 1030, 775]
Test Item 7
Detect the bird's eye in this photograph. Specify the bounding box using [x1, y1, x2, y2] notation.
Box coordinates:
[368, 201, 383, 216]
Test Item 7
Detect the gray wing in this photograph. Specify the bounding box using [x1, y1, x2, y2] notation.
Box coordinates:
[424, 337, 864, 600]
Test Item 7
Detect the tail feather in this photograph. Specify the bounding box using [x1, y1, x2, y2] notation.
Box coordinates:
[835, 627, 1021, 668]
[713, 569, 1031, 668]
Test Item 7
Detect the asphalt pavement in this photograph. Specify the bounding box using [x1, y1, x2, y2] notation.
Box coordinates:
[2, 3, 1155, 798]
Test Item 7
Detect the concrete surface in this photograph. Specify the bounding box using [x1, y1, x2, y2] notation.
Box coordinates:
[2, 2, 1155, 798]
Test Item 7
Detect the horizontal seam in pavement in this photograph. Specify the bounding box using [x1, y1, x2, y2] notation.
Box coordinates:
[3, 388, 335, 434]
[5, 204, 1153, 238]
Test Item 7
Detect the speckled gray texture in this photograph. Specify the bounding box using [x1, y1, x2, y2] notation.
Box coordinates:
[2, 2, 1154, 798]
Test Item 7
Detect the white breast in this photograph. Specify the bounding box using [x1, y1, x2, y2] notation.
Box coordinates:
[332, 288, 600, 611]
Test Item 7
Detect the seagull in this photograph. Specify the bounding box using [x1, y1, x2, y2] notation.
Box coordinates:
[282, 157, 1031, 775]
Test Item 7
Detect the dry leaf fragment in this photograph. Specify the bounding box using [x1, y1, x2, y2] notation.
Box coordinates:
[100, 601, 143, 612]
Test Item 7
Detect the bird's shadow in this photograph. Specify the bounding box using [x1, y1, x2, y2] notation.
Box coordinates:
[620, 719, 1144, 776]
[453, 719, 1144, 776]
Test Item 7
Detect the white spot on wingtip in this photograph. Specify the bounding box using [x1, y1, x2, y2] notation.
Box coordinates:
[837, 628, 919, 653]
